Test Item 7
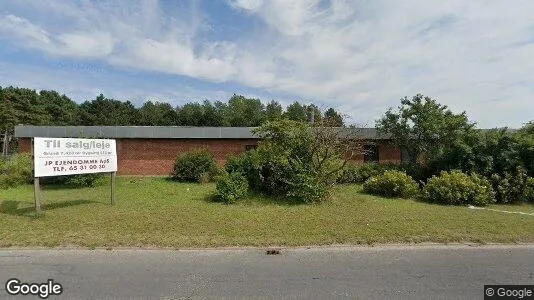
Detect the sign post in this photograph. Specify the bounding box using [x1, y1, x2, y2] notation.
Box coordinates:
[34, 177, 41, 214]
[33, 137, 118, 213]
[111, 172, 116, 205]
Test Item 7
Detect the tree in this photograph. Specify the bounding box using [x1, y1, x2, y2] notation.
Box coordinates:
[324, 107, 343, 127]
[224, 95, 265, 126]
[265, 100, 283, 121]
[248, 119, 365, 202]
[138, 100, 177, 126]
[213, 101, 230, 126]
[519, 121, 534, 135]
[78, 94, 139, 125]
[201, 100, 224, 126]
[306, 104, 323, 124]
[284, 101, 308, 122]
[1, 86, 50, 126]
[176, 102, 204, 126]
[39, 90, 79, 126]
[376, 94, 474, 163]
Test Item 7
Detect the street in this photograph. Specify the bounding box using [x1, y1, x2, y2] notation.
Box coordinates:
[0, 245, 533, 299]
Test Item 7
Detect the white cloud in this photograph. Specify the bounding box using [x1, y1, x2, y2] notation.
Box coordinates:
[1, 0, 533, 127]
[0, 14, 51, 45]
[0, 14, 114, 59]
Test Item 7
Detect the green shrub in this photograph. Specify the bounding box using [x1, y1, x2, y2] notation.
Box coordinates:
[421, 170, 494, 206]
[40, 173, 107, 187]
[356, 163, 392, 183]
[286, 168, 328, 203]
[65, 174, 106, 187]
[172, 148, 218, 182]
[363, 170, 419, 198]
[337, 162, 399, 184]
[337, 163, 360, 183]
[524, 177, 534, 203]
[225, 155, 246, 174]
[490, 167, 533, 203]
[399, 162, 435, 185]
[0, 153, 33, 188]
[215, 172, 249, 204]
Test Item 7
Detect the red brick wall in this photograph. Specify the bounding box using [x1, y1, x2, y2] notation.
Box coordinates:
[116, 138, 260, 175]
[350, 140, 401, 164]
[18, 138, 32, 153]
[17, 137, 402, 175]
[378, 140, 402, 163]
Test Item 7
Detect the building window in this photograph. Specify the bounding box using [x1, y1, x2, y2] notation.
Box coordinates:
[244, 145, 257, 151]
[401, 148, 414, 163]
[363, 144, 379, 163]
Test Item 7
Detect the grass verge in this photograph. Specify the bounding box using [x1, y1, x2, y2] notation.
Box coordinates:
[1, 177, 534, 248]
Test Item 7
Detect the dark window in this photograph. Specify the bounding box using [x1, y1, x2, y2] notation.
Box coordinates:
[244, 145, 257, 151]
[363, 144, 379, 163]
[401, 148, 414, 163]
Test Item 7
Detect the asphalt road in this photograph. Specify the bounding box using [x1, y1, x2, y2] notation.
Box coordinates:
[0, 245, 533, 299]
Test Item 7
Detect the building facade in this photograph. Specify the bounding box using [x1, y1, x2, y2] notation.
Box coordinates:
[15, 126, 401, 176]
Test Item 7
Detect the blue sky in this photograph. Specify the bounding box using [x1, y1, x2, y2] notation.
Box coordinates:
[0, 0, 533, 128]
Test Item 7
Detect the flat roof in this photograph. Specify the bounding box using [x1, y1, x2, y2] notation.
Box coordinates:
[14, 126, 390, 140]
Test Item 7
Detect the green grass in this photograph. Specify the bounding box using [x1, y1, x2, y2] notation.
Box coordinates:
[1, 177, 534, 248]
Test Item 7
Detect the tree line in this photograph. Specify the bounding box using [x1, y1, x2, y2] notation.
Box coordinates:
[0, 86, 345, 135]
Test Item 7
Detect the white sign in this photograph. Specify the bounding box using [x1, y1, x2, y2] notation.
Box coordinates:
[34, 137, 117, 177]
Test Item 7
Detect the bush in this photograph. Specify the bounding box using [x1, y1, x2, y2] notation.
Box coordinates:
[337, 162, 398, 184]
[399, 162, 435, 185]
[286, 164, 329, 203]
[336, 163, 360, 184]
[363, 170, 419, 198]
[490, 167, 533, 203]
[524, 177, 534, 203]
[172, 148, 218, 182]
[0, 153, 33, 188]
[421, 170, 494, 206]
[215, 172, 249, 204]
[225, 155, 246, 174]
[40, 172, 107, 187]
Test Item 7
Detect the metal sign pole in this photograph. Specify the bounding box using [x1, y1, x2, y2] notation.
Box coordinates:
[34, 177, 41, 214]
[31, 138, 41, 214]
[111, 172, 116, 205]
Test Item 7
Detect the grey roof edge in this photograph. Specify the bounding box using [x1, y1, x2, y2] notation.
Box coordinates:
[14, 126, 515, 140]
[14, 125, 391, 140]
[14, 126, 260, 139]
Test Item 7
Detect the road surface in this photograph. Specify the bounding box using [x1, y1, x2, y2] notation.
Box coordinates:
[0, 245, 533, 299]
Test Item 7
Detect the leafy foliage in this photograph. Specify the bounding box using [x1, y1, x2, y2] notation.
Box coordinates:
[0, 153, 33, 188]
[337, 163, 399, 184]
[215, 172, 249, 204]
[421, 170, 495, 206]
[363, 170, 419, 198]
[224, 119, 362, 203]
[1, 86, 347, 154]
[429, 128, 534, 179]
[377, 94, 473, 163]
[283, 101, 308, 122]
[524, 177, 534, 203]
[78, 94, 139, 126]
[324, 107, 344, 127]
[138, 100, 177, 126]
[490, 167, 533, 204]
[172, 149, 219, 182]
[265, 100, 283, 121]
[41, 173, 106, 187]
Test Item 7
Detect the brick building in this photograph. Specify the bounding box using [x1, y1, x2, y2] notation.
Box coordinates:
[14, 126, 402, 176]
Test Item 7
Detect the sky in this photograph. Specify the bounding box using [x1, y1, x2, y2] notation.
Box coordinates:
[0, 0, 533, 128]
